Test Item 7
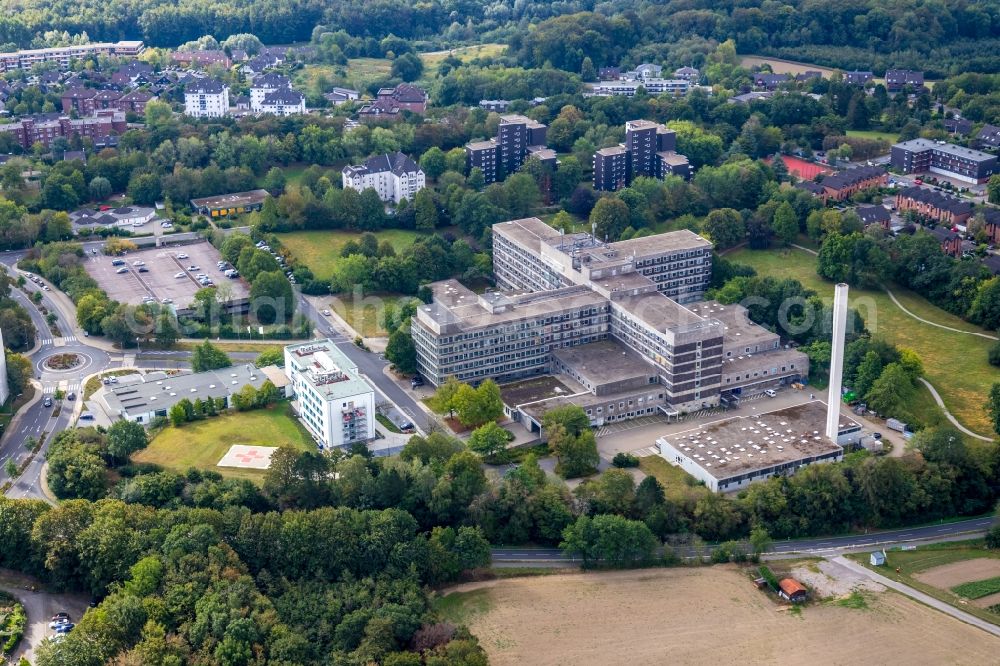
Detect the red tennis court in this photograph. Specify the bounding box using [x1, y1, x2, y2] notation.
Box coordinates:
[773, 155, 833, 180]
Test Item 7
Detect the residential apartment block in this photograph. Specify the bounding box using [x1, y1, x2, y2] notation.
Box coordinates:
[0, 41, 143, 73]
[412, 218, 808, 424]
[465, 114, 554, 184]
[884, 69, 924, 93]
[183, 78, 229, 118]
[284, 340, 375, 449]
[593, 120, 690, 191]
[891, 138, 998, 184]
[342, 152, 425, 204]
[585, 78, 690, 97]
[894, 186, 973, 225]
[0, 111, 126, 149]
[358, 84, 427, 119]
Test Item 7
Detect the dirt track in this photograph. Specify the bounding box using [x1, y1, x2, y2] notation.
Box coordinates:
[446, 567, 1000, 665]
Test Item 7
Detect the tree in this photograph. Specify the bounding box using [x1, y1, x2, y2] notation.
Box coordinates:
[106, 420, 148, 462]
[749, 526, 772, 555]
[589, 197, 630, 242]
[250, 270, 294, 323]
[419, 147, 446, 181]
[580, 56, 596, 81]
[414, 189, 438, 230]
[467, 422, 510, 460]
[560, 514, 658, 567]
[986, 175, 1000, 205]
[453, 380, 503, 428]
[385, 329, 417, 374]
[155, 312, 178, 347]
[703, 208, 745, 249]
[263, 167, 287, 194]
[990, 341, 1000, 367]
[191, 340, 231, 372]
[772, 201, 798, 246]
[88, 176, 112, 201]
[549, 424, 599, 479]
[428, 376, 463, 417]
[255, 348, 284, 368]
[5, 352, 31, 397]
[390, 52, 424, 81]
[987, 526, 1000, 549]
[986, 383, 1000, 438]
[46, 445, 106, 500]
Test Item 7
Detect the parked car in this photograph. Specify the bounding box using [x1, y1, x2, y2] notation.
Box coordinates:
[410, 376, 424, 388]
[322, 309, 331, 316]
[116, 267, 129, 274]
[111, 259, 125, 266]
[177, 253, 189, 259]
[187, 265, 199, 272]
[54, 623, 74, 634]
[79, 412, 94, 421]
[174, 272, 186, 278]
[132, 260, 145, 266]
[50, 613, 69, 622]
[764, 389, 777, 398]
[49, 619, 71, 630]
[138, 266, 149, 273]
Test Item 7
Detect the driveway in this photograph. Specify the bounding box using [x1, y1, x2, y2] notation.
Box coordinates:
[0, 570, 89, 663]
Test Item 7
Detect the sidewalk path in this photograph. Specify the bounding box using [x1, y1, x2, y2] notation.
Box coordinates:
[884, 287, 997, 341]
[832, 555, 1000, 638]
[917, 378, 993, 441]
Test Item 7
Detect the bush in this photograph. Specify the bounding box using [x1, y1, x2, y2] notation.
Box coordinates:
[612, 452, 640, 468]
[989, 341, 1000, 367]
[758, 565, 779, 592]
[985, 525, 1000, 549]
[0, 591, 27, 655]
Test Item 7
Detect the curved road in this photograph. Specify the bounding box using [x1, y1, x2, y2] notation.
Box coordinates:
[491, 515, 996, 563]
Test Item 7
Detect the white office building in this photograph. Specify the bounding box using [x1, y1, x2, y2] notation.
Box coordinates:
[184, 78, 229, 118]
[342, 152, 426, 204]
[284, 340, 376, 449]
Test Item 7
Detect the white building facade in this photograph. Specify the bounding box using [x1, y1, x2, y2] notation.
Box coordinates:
[342, 152, 426, 204]
[184, 79, 229, 118]
[284, 340, 376, 449]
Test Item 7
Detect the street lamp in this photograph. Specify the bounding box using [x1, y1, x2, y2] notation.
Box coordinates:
[136, 336, 141, 355]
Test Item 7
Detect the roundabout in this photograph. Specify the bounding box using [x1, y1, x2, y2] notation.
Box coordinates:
[34, 349, 95, 377]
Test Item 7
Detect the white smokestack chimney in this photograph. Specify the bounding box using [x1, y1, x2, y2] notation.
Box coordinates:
[826, 283, 849, 441]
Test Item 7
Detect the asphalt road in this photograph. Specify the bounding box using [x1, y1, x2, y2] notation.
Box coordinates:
[491, 515, 997, 563]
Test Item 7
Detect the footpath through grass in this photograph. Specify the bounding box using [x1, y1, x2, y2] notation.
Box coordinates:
[726, 246, 999, 435]
[133, 403, 316, 481]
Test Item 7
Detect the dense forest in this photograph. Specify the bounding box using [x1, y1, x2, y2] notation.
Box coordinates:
[3, 0, 1000, 75]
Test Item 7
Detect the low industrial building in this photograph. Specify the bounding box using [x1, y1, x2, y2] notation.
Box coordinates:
[284, 340, 375, 449]
[70, 205, 155, 229]
[190, 189, 270, 217]
[655, 401, 861, 492]
[101, 365, 286, 425]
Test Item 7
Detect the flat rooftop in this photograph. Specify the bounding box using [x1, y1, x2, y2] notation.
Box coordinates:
[893, 138, 997, 163]
[84, 241, 249, 311]
[286, 339, 372, 400]
[421, 279, 606, 330]
[104, 364, 272, 417]
[687, 301, 777, 348]
[612, 292, 713, 332]
[552, 339, 656, 386]
[609, 228, 711, 256]
[499, 375, 578, 407]
[659, 401, 856, 479]
[190, 189, 269, 209]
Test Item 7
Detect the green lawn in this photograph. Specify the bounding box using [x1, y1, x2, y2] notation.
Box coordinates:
[279, 229, 424, 282]
[638, 456, 710, 504]
[419, 43, 506, 72]
[848, 540, 1000, 625]
[133, 403, 316, 481]
[846, 129, 899, 144]
[328, 293, 419, 338]
[725, 246, 999, 436]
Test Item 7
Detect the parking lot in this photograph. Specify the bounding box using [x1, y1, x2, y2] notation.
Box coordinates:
[85, 241, 250, 312]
